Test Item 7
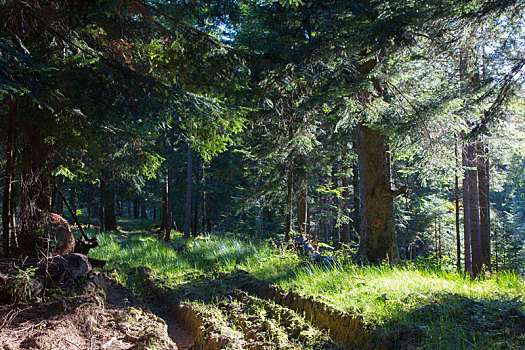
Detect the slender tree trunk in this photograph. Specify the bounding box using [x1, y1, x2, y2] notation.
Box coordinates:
[184, 143, 192, 238]
[99, 177, 105, 232]
[462, 146, 471, 274]
[201, 161, 206, 233]
[494, 234, 498, 272]
[296, 157, 308, 236]
[161, 193, 167, 231]
[165, 168, 172, 241]
[467, 142, 482, 277]
[87, 184, 92, 228]
[331, 162, 339, 248]
[104, 186, 117, 231]
[352, 144, 360, 242]
[285, 165, 293, 240]
[357, 124, 400, 265]
[455, 138, 461, 272]
[140, 203, 148, 219]
[477, 142, 491, 271]
[2, 99, 16, 256]
[10, 188, 17, 249]
[341, 152, 351, 245]
[71, 180, 77, 216]
[133, 200, 139, 219]
[192, 198, 198, 237]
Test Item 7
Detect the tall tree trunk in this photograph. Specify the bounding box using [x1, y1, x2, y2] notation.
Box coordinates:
[192, 198, 198, 237]
[165, 168, 172, 241]
[341, 152, 351, 245]
[71, 180, 77, 216]
[201, 161, 206, 233]
[462, 146, 471, 274]
[2, 98, 17, 256]
[161, 193, 167, 231]
[99, 178, 105, 233]
[133, 200, 139, 219]
[296, 157, 308, 236]
[357, 124, 400, 265]
[352, 144, 360, 242]
[184, 143, 192, 238]
[285, 165, 293, 240]
[477, 142, 491, 271]
[104, 184, 117, 231]
[87, 184, 92, 228]
[331, 162, 339, 247]
[467, 142, 482, 277]
[455, 137, 461, 272]
[140, 203, 148, 219]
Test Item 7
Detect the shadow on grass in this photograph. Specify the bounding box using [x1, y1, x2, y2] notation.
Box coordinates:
[380, 292, 525, 349]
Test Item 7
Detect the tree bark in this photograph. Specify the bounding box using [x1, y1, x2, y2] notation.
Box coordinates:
[2, 98, 17, 256]
[357, 123, 400, 265]
[455, 137, 461, 272]
[296, 157, 308, 236]
[477, 142, 491, 271]
[133, 200, 139, 219]
[192, 197, 198, 237]
[352, 144, 360, 242]
[71, 181, 77, 216]
[462, 146, 471, 274]
[165, 169, 172, 241]
[467, 142, 482, 277]
[161, 192, 167, 231]
[341, 152, 351, 245]
[184, 143, 192, 238]
[285, 164, 293, 240]
[140, 203, 148, 219]
[104, 182, 117, 231]
[87, 184, 92, 228]
[201, 161, 206, 233]
[99, 177, 105, 233]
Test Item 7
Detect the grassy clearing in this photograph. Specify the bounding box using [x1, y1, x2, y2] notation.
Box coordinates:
[89, 226, 525, 349]
[276, 263, 525, 348]
[89, 229, 298, 285]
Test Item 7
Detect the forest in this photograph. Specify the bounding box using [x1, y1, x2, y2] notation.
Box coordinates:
[0, 0, 524, 349]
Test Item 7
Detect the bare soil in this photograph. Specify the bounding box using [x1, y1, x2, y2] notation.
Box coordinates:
[0, 273, 195, 350]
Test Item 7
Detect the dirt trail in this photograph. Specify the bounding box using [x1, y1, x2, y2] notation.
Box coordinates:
[133, 266, 383, 350]
[98, 273, 196, 349]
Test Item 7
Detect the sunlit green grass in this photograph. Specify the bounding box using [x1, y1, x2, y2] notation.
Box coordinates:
[274, 263, 525, 349]
[89, 230, 298, 284]
[89, 226, 525, 349]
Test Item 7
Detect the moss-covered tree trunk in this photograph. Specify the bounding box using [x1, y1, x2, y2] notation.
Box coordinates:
[357, 124, 400, 265]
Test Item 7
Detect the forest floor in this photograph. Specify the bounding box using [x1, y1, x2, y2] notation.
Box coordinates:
[2, 219, 525, 349]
